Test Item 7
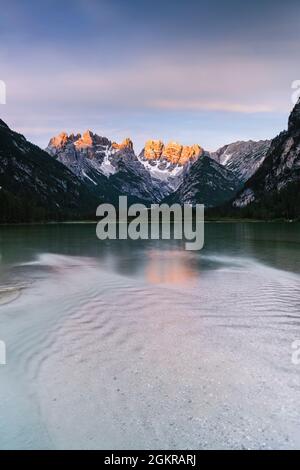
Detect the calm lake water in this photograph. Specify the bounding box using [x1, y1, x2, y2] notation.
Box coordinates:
[0, 222, 299, 449]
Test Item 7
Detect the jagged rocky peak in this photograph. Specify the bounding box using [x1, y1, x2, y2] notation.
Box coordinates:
[144, 140, 165, 160]
[45, 129, 167, 204]
[75, 130, 94, 147]
[163, 142, 183, 164]
[112, 138, 134, 152]
[47, 131, 80, 153]
[178, 144, 203, 165]
[46, 130, 121, 154]
[143, 140, 203, 166]
[46, 130, 137, 165]
[74, 130, 112, 149]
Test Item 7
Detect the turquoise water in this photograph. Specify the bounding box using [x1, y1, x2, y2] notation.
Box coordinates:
[0, 222, 299, 449]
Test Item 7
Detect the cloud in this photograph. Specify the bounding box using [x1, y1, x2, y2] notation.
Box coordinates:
[1, 0, 298, 150]
[148, 100, 278, 114]
[2, 45, 294, 115]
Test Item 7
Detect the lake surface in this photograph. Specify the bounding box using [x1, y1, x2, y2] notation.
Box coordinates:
[0, 222, 299, 449]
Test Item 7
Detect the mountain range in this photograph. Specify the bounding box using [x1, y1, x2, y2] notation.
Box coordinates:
[0, 98, 299, 222]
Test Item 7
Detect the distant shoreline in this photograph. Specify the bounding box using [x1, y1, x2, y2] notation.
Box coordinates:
[0, 218, 299, 227]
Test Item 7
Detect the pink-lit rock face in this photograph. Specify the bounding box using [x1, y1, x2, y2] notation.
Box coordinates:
[75, 130, 94, 148]
[47, 132, 80, 150]
[144, 140, 165, 160]
[180, 144, 203, 165]
[162, 142, 183, 164]
[112, 138, 134, 151]
[144, 140, 203, 165]
[47, 131, 132, 154]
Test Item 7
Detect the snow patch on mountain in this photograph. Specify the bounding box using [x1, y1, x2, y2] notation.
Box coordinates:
[82, 171, 97, 185]
[99, 147, 117, 177]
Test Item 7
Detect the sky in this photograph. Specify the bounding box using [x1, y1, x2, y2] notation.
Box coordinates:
[0, 0, 300, 152]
